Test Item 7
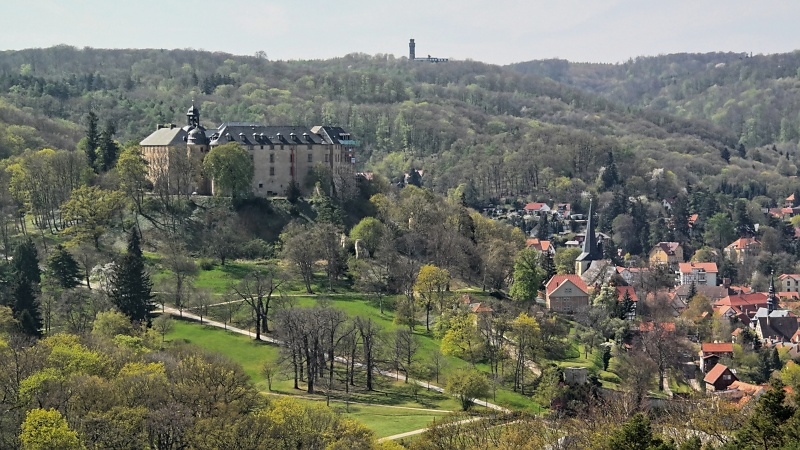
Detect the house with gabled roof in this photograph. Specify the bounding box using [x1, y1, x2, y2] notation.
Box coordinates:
[545, 275, 589, 313]
[699, 342, 734, 372]
[523, 202, 550, 215]
[526, 238, 554, 255]
[649, 242, 683, 269]
[779, 274, 800, 293]
[724, 238, 762, 264]
[679, 262, 718, 286]
[704, 363, 738, 391]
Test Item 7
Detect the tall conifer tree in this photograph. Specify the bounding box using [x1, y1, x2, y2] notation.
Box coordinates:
[110, 230, 154, 324]
[9, 239, 42, 336]
[47, 245, 81, 289]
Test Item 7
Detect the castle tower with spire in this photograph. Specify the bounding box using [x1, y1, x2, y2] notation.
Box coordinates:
[576, 199, 602, 276]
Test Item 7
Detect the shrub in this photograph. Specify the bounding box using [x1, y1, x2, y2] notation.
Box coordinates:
[197, 258, 215, 271]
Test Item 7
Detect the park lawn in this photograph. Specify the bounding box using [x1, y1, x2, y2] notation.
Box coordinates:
[289, 396, 447, 439]
[166, 320, 280, 383]
[194, 261, 259, 293]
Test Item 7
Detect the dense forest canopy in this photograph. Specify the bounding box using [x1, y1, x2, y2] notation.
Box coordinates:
[2, 45, 795, 207]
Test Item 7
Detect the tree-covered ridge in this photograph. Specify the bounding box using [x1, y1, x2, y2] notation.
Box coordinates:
[0, 46, 779, 206]
[511, 51, 800, 149]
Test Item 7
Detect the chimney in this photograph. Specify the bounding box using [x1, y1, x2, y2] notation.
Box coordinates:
[723, 278, 731, 288]
[157, 124, 164, 130]
[409, 39, 416, 60]
[170, 123, 176, 129]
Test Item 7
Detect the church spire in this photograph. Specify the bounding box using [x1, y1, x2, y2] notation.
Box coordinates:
[768, 271, 778, 313]
[575, 198, 601, 275]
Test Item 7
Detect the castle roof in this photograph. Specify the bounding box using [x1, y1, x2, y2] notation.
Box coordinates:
[139, 126, 187, 146]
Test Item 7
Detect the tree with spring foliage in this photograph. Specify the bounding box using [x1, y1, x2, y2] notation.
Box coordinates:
[203, 142, 254, 200]
[110, 230, 154, 324]
[509, 248, 544, 302]
[414, 264, 450, 332]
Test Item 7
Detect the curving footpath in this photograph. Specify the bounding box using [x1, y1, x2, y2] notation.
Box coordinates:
[160, 306, 510, 441]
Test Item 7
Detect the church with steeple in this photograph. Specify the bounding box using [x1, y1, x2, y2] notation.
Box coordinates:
[753, 273, 800, 343]
[576, 199, 603, 276]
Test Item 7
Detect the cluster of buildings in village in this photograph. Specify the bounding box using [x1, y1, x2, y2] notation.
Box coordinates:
[139, 104, 357, 196]
[519, 198, 800, 400]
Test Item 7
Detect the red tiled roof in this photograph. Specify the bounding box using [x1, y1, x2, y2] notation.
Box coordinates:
[526, 238, 552, 252]
[714, 293, 768, 308]
[702, 342, 734, 354]
[788, 194, 796, 202]
[779, 274, 800, 280]
[688, 214, 699, 227]
[524, 202, 548, 211]
[615, 286, 638, 302]
[779, 292, 800, 300]
[545, 275, 588, 296]
[726, 237, 761, 250]
[639, 322, 676, 332]
[679, 262, 718, 274]
[704, 363, 734, 384]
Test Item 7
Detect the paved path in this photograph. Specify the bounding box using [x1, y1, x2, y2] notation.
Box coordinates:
[377, 417, 483, 442]
[159, 307, 509, 414]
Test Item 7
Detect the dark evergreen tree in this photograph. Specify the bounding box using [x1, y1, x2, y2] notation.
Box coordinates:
[312, 186, 344, 227]
[538, 251, 556, 288]
[98, 119, 119, 172]
[110, 230, 154, 324]
[47, 245, 81, 289]
[537, 213, 549, 239]
[12, 276, 41, 336]
[733, 199, 755, 237]
[11, 239, 40, 285]
[617, 289, 635, 320]
[719, 147, 730, 163]
[85, 111, 99, 170]
[670, 195, 690, 244]
[406, 169, 422, 187]
[601, 151, 620, 189]
[687, 282, 697, 302]
[737, 143, 747, 158]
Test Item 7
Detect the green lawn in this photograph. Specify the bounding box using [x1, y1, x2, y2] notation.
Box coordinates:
[332, 403, 444, 438]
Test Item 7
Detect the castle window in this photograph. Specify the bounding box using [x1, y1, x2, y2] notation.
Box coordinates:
[307, 144, 312, 150]
[270, 167, 275, 176]
[270, 144, 274, 150]
[270, 153, 274, 163]
[308, 153, 313, 163]
[258, 183, 263, 188]
[260, 145, 264, 150]
[325, 154, 329, 162]
[250, 155, 254, 161]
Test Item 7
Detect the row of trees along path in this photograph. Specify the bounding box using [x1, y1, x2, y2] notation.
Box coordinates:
[159, 306, 510, 413]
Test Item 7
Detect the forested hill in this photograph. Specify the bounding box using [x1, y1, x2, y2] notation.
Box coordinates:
[0, 46, 797, 205]
[509, 51, 800, 150]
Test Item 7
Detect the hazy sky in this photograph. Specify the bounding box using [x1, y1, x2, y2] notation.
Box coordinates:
[2, 0, 799, 65]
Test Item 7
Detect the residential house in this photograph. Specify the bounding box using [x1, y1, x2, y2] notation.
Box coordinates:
[786, 193, 796, 208]
[556, 203, 571, 218]
[616, 266, 649, 286]
[713, 293, 769, 325]
[523, 202, 550, 215]
[779, 274, 800, 293]
[674, 284, 728, 304]
[724, 238, 762, 264]
[699, 342, 734, 372]
[526, 238, 554, 255]
[704, 364, 738, 391]
[649, 242, 684, 269]
[678, 262, 718, 286]
[755, 315, 800, 342]
[545, 275, 590, 313]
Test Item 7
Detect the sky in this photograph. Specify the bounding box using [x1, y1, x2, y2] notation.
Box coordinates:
[2, 0, 799, 65]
